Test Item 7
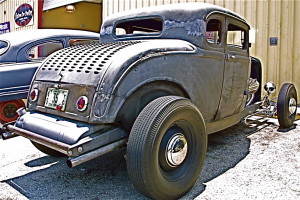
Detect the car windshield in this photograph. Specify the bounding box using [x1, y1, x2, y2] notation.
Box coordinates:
[115, 17, 163, 37]
[0, 40, 9, 55]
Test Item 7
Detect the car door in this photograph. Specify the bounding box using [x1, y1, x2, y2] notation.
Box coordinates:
[196, 14, 226, 122]
[215, 17, 250, 119]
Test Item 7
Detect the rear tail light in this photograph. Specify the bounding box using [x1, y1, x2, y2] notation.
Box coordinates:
[30, 89, 39, 102]
[76, 96, 88, 111]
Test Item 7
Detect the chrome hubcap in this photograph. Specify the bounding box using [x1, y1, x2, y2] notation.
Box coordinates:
[166, 133, 188, 167]
[289, 98, 297, 115]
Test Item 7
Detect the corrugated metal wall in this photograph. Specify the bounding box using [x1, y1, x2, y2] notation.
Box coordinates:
[0, 0, 39, 31]
[102, 0, 300, 100]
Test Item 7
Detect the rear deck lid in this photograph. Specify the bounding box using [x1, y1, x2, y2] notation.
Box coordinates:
[35, 41, 142, 86]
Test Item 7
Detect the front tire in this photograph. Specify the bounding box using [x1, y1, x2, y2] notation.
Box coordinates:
[127, 96, 207, 200]
[277, 83, 297, 128]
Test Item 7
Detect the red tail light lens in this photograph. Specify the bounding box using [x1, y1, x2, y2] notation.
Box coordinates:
[76, 96, 88, 111]
[30, 89, 38, 101]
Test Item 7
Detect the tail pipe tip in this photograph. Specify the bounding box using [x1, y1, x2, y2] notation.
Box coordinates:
[66, 138, 127, 168]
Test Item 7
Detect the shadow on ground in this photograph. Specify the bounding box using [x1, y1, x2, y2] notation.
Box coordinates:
[186, 117, 276, 199]
[2, 119, 274, 199]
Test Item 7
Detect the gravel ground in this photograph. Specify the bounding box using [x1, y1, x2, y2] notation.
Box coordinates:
[195, 117, 300, 200]
[0, 114, 299, 200]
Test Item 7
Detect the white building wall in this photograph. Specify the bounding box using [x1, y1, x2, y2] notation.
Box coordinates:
[0, 0, 39, 32]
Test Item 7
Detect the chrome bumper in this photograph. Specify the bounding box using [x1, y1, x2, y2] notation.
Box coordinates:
[5, 110, 128, 167]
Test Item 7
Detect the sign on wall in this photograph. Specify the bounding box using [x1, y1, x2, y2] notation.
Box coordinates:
[0, 22, 10, 34]
[14, 2, 34, 28]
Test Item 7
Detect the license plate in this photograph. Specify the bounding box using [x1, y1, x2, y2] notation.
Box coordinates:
[44, 88, 68, 111]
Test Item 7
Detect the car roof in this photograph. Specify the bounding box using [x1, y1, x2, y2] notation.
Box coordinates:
[100, 2, 249, 46]
[103, 2, 248, 26]
[0, 29, 99, 46]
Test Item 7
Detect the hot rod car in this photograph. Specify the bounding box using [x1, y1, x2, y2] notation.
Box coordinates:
[2, 3, 298, 200]
[0, 29, 99, 122]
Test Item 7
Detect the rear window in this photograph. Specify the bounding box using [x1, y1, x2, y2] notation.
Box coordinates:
[69, 39, 99, 46]
[27, 41, 63, 60]
[0, 40, 9, 55]
[115, 17, 163, 37]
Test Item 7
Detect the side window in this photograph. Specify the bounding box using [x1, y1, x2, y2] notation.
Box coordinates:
[227, 24, 246, 49]
[27, 41, 63, 60]
[206, 19, 222, 45]
[115, 18, 163, 37]
[69, 39, 99, 46]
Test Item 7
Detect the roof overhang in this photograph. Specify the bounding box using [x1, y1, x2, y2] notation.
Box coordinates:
[43, 0, 102, 11]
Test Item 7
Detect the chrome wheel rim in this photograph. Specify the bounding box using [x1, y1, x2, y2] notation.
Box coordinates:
[288, 98, 297, 115]
[166, 133, 188, 167]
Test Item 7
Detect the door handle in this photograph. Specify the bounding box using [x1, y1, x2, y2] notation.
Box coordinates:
[230, 55, 236, 59]
[228, 55, 236, 60]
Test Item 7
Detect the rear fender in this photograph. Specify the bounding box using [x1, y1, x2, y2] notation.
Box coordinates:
[114, 80, 189, 130]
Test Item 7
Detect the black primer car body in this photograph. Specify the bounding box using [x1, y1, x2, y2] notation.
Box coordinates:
[3, 3, 297, 200]
[30, 4, 253, 127]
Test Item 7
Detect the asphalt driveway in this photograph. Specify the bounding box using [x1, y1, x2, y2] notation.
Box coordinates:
[0, 115, 299, 200]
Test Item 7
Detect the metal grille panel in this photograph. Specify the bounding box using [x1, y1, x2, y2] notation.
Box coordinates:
[36, 41, 142, 86]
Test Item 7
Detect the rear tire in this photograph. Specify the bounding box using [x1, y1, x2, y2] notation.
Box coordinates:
[277, 83, 297, 128]
[32, 141, 65, 157]
[0, 100, 25, 123]
[126, 96, 207, 200]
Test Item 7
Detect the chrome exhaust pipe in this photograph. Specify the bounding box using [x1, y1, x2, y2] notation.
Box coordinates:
[67, 138, 127, 168]
[1, 131, 19, 140]
[1, 121, 19, 140]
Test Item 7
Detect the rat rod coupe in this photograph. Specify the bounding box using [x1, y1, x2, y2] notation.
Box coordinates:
[2, 3, 297, 199]
[0, 29, 99, 122]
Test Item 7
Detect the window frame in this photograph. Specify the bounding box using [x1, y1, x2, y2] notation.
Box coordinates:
[25, 40, 64, 61]
[204, 14, 226, 51]
[225, 17, 250, 53]
[68, 38, 99, 46]
[113, 16, 163, 39]
[205, 18, 223, 47]
[0, 40, 10, 56]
